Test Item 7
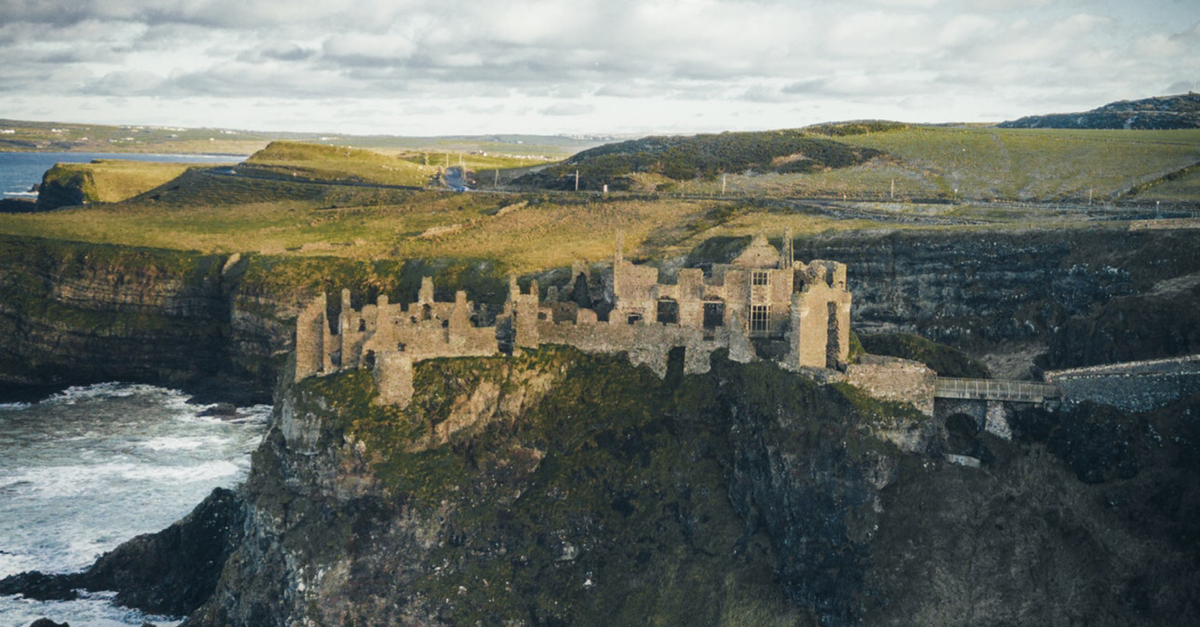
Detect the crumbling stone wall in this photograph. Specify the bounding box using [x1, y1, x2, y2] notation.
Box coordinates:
[846, 355, 937, 416]
[295, 230, 856, 407]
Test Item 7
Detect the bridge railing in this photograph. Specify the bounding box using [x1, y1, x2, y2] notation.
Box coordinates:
[934, 377, 1060, 403]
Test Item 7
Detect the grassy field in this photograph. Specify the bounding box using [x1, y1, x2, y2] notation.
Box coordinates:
[241, 141, 541, 187]
[0, 161, 916, 273]
[43, 160, 216, 204]
[667, 126, 1200, 203]
[3, 124, 1195, 277]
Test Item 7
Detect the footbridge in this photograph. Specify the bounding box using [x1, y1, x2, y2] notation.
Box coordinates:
[934, 377, 1060, 404]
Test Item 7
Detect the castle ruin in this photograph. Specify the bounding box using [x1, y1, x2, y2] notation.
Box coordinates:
[295, 230, 852, 406]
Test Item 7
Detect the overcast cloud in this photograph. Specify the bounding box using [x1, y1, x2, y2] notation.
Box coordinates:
[0, 0, 1197, 134]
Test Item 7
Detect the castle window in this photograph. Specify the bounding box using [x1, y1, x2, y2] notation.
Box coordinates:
[357, 319, 367, 332]
[703, 301, 725, 329]
[752, 270, 769, 287]
[750, 304, 769, 335]
[627, 313, 642, 325]
[656, 298, 678, 325]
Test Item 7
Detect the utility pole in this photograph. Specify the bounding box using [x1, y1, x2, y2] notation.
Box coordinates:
[1088, 189, 1093, 206]
[458, 153, 463, 166]
[575, 169, 580, 192]
[890, 178, 895, 200]
[722, 173, 727, 195]
[494, 169, 499, 187]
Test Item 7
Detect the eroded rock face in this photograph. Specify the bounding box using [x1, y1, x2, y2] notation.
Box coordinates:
[792, 229, 1200, 372]
[9, 347, 1200, 627]
[179, 348, 920, 627]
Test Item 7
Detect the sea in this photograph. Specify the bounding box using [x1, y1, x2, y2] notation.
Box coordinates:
[0, 383, 270, 627]
[0, 153, 244, 200]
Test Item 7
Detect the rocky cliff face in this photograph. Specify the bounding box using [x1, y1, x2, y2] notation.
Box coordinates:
[4, 228, 1196, 404]
[9, 345, 1193, 626]
[0, 236, 515, 403]
[790, 229, 1200, 375]
[0, 237, 297, 403]
[176, 348, 926, 627]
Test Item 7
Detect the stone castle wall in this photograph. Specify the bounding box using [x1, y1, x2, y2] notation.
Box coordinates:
[845, 355, 937, 417]
[296, 232, 855, 408]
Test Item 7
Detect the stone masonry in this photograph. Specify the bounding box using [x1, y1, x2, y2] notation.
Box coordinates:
[295, 231, 854, 407]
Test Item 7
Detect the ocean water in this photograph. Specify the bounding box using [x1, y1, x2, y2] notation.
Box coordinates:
[0, 383, 270, 627]
[0, 152, 244, 199]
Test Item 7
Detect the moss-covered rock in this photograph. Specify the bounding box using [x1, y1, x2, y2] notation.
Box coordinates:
[858, 332, 990, 379]
[182, 347, 917, 627]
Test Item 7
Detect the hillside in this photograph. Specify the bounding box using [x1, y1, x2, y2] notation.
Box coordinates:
[34, 160, 202, 210]
[515, 129, 887, 191]
[0, 118, 603, 157]
[999, 93, 1200, 130]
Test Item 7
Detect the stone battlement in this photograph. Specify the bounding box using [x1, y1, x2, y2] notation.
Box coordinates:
[295, 231, 853, 406]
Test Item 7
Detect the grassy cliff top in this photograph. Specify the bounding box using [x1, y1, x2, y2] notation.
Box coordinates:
[41, 160, 206, 205]
[2, 124, 1198, 275]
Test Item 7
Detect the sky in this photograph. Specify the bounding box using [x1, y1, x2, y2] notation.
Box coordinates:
[1, 0, 1198, 136]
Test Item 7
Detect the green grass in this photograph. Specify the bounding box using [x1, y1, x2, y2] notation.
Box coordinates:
[666, 126, 1200, 203]
[837, 126, 1200, 202]
[3, 124, 1197, 279]
[242, 141, 439, 186]
[43, 160, 209, 204]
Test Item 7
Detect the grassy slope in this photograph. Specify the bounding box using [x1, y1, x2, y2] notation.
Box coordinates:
[672, 126, 1200, 202]
[42, 160, 207, 204]
[0, 160, 895, 272]
[836, 126, 1200, 201]
[2, 125, 1198, 276]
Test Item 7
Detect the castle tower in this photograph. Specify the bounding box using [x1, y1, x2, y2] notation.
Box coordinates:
[418, 277, 435, 306]
[295, 292, 329, 382]
[512, 279, 541, 349]
[781, 228, 794, 270]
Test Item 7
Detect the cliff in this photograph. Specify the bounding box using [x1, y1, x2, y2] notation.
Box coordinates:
[184, 347, 924, 627]
[785, 228, 1200, 375]
[4, 227, 1199, 404]
[0, 236, 511, 403]
[9, 345, 1198, 626]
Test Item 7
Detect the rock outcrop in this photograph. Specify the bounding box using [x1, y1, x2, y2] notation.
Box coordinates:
[6, 348, 1200, 626]
[999, 93, 1200, 130]
[789, 229, 1200, 374]
[178, 347, 925, 627]
[0, 487, 245, 618]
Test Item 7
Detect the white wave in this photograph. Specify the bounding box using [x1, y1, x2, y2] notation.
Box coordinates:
[136, 435, 226, 451]
[7, 460, 245, 498]
[0, 401, 31, 411]
[0, 593, 182, 627]
[43, 382, 177, 405]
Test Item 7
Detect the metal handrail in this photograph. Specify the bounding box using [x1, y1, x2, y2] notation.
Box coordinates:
[934, 377, 1060, 402]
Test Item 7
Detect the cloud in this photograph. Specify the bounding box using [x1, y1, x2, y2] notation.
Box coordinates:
[0, 0, 1196, 133]
[538, 102, 596, 116]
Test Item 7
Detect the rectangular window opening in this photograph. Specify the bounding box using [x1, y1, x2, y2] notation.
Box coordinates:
[750, 304, 769, 335]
